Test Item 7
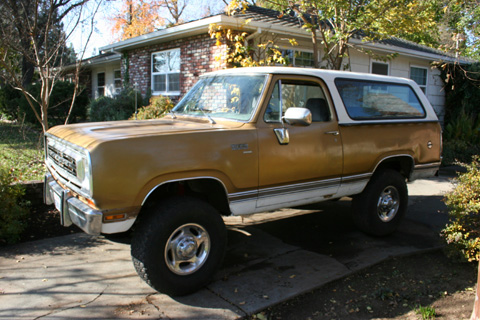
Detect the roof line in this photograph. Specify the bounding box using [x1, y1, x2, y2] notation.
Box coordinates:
[99, 5, 470, 64]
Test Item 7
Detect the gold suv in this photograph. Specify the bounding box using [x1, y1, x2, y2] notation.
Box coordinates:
[44, 67, 442, 296]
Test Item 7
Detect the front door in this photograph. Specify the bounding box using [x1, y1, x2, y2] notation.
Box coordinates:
[256, 75, 343, 209]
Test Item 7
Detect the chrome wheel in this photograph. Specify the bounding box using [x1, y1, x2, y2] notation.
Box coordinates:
[165, 223, 210, 275]
[377, 186, 400, 222]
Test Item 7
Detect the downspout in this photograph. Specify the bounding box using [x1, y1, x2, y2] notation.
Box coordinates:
[108, 48, 130, 89]
[244, 28, 262, 47]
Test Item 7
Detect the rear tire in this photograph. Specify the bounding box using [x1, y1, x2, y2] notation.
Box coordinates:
[131, 196, 227, 296]
[352, 169, 408, 236]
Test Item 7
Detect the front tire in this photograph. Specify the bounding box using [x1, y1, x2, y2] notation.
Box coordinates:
[131, 196, 227, 296]
[352, 169, 408, 236]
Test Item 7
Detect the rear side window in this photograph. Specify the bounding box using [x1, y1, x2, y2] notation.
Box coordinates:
[335, 79, 426, 120]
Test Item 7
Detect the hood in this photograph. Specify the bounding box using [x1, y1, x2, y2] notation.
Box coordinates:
[47, 118, 243, 150]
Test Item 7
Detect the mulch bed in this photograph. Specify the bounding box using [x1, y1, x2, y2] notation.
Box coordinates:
[18, 203, 79, 244]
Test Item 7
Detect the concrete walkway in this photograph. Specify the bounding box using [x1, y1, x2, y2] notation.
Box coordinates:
[0, 174, 454, 319]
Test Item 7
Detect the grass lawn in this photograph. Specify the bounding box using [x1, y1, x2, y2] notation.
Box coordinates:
[0, 122, 45, 182]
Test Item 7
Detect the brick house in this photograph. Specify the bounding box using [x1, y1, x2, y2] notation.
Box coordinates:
[86, 6, 469, 121]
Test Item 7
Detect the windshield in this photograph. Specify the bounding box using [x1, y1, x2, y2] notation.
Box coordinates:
[173, 75, 267, 121]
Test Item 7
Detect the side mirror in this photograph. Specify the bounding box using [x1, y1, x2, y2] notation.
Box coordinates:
[274, 108, 312, 145]
[284, 107, 312, 126]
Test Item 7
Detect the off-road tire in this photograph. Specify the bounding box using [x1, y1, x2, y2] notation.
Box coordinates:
[131, 196, 227, 296]
[352, 169, 408, 236]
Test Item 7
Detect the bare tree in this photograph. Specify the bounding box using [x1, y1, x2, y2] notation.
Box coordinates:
[0, 0, 101, 132]
[163, 0, 187, 26]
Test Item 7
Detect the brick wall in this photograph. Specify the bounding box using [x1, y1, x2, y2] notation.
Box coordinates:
[124, 33, 228, 102]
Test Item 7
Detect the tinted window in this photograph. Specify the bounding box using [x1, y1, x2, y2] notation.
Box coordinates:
[335, 79, 426, 120]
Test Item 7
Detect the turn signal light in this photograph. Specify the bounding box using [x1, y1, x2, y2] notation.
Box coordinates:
[104, 214, 126, 221]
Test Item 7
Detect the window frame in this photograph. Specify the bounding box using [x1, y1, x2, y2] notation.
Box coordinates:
[281, 49, 316, 67]
[114, 69, 122, 95]
[334, 78, 427, 121]
[151, 48, 181, 96]
[97, 72, 105, 98]
[263, 78, 331, 123]
[370, 61, 390, 76]
[410, 65, 428, 94]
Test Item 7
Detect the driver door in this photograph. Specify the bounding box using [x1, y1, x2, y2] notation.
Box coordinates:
[256, 75, 343, 209]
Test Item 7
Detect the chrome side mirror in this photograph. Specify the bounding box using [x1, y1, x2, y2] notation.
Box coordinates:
[274, 108, 312, 145]
[284, 107, 312, 126]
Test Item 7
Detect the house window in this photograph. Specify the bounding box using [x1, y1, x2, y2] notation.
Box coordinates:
[371, 62, 389, 75]
[282, 50, 315, 67]
[410, 66, 427, 93]
[97, 72, 105, 97]
[114, 69, 122, 94]
[152, 48, 180, 95]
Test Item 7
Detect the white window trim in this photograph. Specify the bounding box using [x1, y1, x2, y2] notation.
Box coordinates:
[370, 60, 390, 76]
[410, 65, 428, 93]
[151, 48, 181, 96]
[279, 48, 317, 67]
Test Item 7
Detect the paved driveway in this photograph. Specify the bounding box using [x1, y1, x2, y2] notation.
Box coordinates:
[0, 175, 453, 319]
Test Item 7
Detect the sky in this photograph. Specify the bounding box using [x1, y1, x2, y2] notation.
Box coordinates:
[67, 0, 226, 59]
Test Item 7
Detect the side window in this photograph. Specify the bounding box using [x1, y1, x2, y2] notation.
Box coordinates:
[335, 79, 426, 120]
[371, 61, 389, 75]
[97, 72, 105, 98]
[410, 66, 427, 93]
[264, 80, 331, 123]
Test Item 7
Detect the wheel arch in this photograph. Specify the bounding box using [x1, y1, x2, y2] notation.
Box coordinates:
[139, 177, 231, 218]
[372, 154, 415, 179]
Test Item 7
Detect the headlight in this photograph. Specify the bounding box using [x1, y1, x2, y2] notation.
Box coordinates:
[76, 157, 86, 181]
[74, 152, 92, 196]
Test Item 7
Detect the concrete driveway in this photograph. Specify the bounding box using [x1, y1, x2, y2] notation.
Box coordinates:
[0, 173, 454, 319]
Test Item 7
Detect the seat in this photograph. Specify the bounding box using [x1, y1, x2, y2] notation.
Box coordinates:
[305, 98, 330, 122]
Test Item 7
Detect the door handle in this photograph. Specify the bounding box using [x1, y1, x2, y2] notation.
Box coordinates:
[325, 131, 339, 136]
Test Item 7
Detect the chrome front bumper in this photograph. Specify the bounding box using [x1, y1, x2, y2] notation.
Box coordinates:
[44, 174, 102, 235]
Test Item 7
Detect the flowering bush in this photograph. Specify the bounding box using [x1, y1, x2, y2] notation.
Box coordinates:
[131, 96, 174, 120]
[442, 156, 480, 261]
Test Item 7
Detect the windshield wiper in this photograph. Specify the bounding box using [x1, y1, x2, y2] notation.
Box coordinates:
[199, 107, 216, 124]
[169, 110, 177, 119]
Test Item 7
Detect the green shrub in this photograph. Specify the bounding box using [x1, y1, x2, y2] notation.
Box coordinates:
[88, 88, 145, 122]
[442, 139, 480, 166]
[442, 156, 480, 262]
[0, 84, 20, 121]
[441, 62, 480, 166]
[442, 62, 480, 125]
[131, 96, 174, 120]
[0, 81, 89, 128]
[0, 168, 29, 245]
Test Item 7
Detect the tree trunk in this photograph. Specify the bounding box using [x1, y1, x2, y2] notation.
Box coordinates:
[471, 261, 480, 320]
[21, 55, 34, 87]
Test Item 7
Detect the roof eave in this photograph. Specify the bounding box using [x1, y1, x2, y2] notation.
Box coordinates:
[352, 38, 471, 64]
[100, 15, 231, 52]
[99, 12, 471, 65]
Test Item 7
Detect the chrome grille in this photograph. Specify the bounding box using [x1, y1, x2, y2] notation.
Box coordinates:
[47, 145, 77, 176]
